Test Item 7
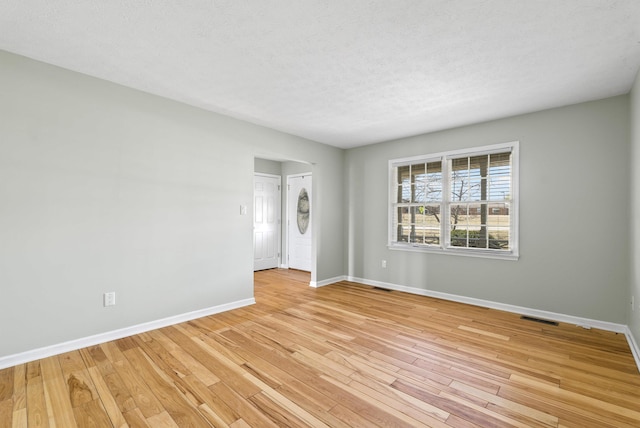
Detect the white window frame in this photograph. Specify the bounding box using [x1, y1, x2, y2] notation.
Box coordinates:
[388, 141, 519, 260]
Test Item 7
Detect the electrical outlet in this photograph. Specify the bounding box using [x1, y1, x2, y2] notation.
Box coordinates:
[104, 292, 116, 307]
[381, 260, 387, 268]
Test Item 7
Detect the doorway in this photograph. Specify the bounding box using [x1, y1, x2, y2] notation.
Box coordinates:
[253, 173, 281, 271]
[287, 173, 312, 271]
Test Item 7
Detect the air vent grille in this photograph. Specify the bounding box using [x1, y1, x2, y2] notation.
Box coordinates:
[520, 315, 559, 326]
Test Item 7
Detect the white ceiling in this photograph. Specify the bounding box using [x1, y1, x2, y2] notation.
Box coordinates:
[1, 1, 639, 149]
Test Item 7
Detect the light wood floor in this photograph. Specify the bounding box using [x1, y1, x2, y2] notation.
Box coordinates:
[1, 269, 639, 427]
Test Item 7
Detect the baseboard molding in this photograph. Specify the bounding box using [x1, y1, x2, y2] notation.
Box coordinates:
[0, 298, 256, 370]
[310, 275, 347, 288]
[625, 327, 640, 373]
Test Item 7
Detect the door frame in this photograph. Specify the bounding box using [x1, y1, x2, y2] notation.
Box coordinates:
[253, 172, 282, 271]
[285, 172, 312, 271]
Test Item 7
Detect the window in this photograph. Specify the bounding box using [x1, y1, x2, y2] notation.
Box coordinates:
[389, 142, 518, 260]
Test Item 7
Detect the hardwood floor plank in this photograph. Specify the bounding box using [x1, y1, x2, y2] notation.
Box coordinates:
[145, 410, 180, 428]
[87, 366, 128, 428]
[0, 399, 12, 428]
[72, 399, 112, 428]
[180, 375, 240, 425]
[208, 381, 279, 428]
[148, 330, 221, 386]
[122, 347, 212, 427]
[0, 367, 13, 403]
[111, 357, 165, 418]
[122, 407, 151, 428]
[25, 366, 48, 428]
[248, 392, 317, 427]
[39, 357, 77, 428]
[320, 374, 434, 428]
[449, 380, 558, 427]
[4, 268, 640, 427]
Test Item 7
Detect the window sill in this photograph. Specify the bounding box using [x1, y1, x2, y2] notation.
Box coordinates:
[388, 243, 519, 261]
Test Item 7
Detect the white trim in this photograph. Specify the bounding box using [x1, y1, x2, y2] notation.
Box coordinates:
[254, 172, 281, 179]
[310, 275, 347, 288]
[345, 277, 640, 374]
[625, 327, 640, 373]
[388, 244, 519, 261]
[0, 298, 255, 370]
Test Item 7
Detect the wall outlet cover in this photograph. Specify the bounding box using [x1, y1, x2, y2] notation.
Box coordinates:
[104, 292, 116, 307]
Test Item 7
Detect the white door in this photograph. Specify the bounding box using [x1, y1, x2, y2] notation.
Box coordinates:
[254, 174, 281, 271]
[288, 174, 312, 271]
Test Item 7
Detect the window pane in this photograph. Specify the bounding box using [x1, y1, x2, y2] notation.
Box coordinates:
[488, 152, 511, 201]
[451, 226, 489, 249]
[403, 206, 423, 243]
[424, 228, 440, 245]
[468, 229, 488, 248]
[450, 204, 472, 226]
[469, 155, 489, 178]
[489, 152, 511, 169]
[451, 158, 469, 172]
[488, 227, 509, 249]
[396, 206, 410, 242]
[397, 166, 411, 202]
[450, 179, 472, 202]
[423, 205, 441, 226]
[488, 175, 511, 201]
[416, 161, 442, 202]
[487, 203, 510, 227]
[468, 177, 485, 201]
[450, 226, 468, 247]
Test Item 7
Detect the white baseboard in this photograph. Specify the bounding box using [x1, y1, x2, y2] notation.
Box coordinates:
[625, 327, 640, 373]
[0, 298, 256, 370]
[347, 275, 640, 373]
[310, 275, 347, 288]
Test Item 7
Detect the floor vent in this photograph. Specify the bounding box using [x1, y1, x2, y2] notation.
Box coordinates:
[372, 287, 392, 292]
[520, 315, 559, 326]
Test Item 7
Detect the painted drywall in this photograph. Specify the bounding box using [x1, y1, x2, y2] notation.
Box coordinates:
[254, 158, 282, 176]
[0, 50, 344, 358]
[345, 96, 630, 323]
[631, 70, 640, 342]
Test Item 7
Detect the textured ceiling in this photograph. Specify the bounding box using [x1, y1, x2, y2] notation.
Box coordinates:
[1, 1, 640, 149]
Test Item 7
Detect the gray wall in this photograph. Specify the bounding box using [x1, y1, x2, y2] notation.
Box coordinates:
[631, 70, 640, 342]
[345, 96, 630, 323]
[254, 158, 282, 176]
[0, 50, 344, 358]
